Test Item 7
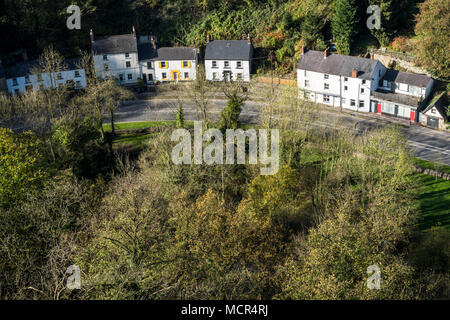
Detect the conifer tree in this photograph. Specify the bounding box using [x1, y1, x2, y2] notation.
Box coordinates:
[176, 102, 185, 129]
[332, 0, 359, 55]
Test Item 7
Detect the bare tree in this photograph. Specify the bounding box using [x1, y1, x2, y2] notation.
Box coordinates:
[188, 66, 219, 128]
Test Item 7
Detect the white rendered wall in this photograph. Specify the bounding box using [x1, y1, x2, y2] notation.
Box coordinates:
[205, 60, 251, 82]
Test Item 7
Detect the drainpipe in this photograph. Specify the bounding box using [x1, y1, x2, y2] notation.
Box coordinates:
[340, 76, 342, 112]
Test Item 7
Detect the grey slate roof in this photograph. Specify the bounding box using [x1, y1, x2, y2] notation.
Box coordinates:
[205, 40, 253, 61]
[422, 92, 448, 120]
[372, 89, 422, 108]
[138, 43, 157, 61]
[152, 47, 197, 61]
[5, 58, 83, 78]
[383, 69, 432, 88]
[92, 34, 138, 55]
[297, 50, 379, 80]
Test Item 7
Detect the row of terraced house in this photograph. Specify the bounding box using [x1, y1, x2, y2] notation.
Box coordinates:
[297, 47, 448, 129]
[0, 27, 253, 95]
[0, 27, 447, 129]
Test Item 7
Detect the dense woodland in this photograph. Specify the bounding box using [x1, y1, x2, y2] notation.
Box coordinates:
[1, 56, 449, 299]
[1, 0, 449, 79]
[0, 0, 449, 300]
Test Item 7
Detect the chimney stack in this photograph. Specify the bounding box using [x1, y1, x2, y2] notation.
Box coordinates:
[247, 34, 251, 44]
[206, 34, 211, 43]
[370, 53, 374, 60]
[301, 45, 305, 55]
[90, 29, 94, 42]
[324, 48, 328, 59]
[132, 26, 136, 38]
[352, 69, 358, 78]
[150, 36, 157, 50]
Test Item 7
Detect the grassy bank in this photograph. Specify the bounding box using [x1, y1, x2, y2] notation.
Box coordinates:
[413, 158, 450, 175]
[416, 174, 450, 232]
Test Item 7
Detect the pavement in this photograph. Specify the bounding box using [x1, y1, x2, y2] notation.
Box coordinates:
[112, 97, 450, 165]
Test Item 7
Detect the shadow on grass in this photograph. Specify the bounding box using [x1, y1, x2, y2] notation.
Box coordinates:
[416, 174, 450, 231]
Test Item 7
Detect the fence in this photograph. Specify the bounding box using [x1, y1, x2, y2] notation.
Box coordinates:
[256, 76, 296, 86]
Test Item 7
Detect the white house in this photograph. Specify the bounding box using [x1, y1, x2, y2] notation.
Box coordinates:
[420, 92, 448, 129]
[297, 48, 385, 113]
[5, 58, 87, 96]
[137, 36, 157, 85]
[91, 27, 140, 85]
[205, 35, 253, 82]
[151, 47, 197, 82]
[297, 49, 434, 121]
[372, 69, 434, 122]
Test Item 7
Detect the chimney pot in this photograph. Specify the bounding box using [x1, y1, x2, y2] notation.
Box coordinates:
[247, 34, 251, 44]
[301, 45, 305, 55]
[90, 29, 94, 42]
[132, 26, 136, 38]
[150, 36, 157, 50]
[207, 34, 211, 43]
[324, 48, 328, 59]
[352, 69, 358, 78]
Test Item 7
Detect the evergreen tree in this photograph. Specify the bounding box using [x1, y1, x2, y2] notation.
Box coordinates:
[176, 102, 185, 129]
[220, 92, 243, 132]
[332, 0, 359, 55]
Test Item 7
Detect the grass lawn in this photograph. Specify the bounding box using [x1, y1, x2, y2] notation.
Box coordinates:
[413, 158, 450, 175]
[112, 132, 157, 152]
[103, 120, 194, 152]
[103, 121, 179, 132]
[416, 173, 450, 232]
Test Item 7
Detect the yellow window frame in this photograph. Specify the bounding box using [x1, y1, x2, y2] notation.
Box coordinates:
[181, 61, 191, 69]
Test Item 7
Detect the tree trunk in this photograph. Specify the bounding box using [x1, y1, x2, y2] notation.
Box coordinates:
[110, 110, 115, 136]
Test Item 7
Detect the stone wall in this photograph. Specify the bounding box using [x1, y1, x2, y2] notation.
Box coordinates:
[413, 166, 450, 180]
[372, 53, 429, 75]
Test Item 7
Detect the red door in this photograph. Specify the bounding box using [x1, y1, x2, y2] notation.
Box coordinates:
[377, 103, 382, 114]
[410, 110, 416, 122]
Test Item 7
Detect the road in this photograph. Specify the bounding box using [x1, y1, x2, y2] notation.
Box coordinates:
[113, 98, 450, 166]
